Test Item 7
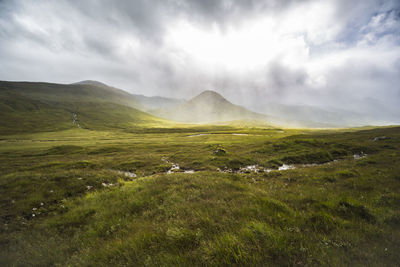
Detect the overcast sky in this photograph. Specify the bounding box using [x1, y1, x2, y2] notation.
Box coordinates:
[0, 0, 399, 121]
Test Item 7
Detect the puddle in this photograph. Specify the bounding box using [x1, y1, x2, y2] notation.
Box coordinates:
[278, 164, 295, 171]
[239, 165, 264, 173]
[166, 162, 197, 174]
[167, 164, 197, 174]
[167, 163, 180, 174]
[218, 164, 295, 174]
[187, 134, 210, 137]
[114, 170, 137, 178]
[301, 160, 338, 168]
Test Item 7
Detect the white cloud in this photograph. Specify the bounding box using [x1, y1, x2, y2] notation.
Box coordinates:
[0, 0, 399, 124]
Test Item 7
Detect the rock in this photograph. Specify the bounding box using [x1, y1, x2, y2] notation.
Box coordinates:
[115, 170, 137, 178]
[102, 182, 116, 187]
[213, 149, 226, 155]
[167, 164, 180, 174]
[239, 165, 261, 173]
[354, 152, 367, 159]
[372, 136, 390, 142]
[278, 164, 295, 171]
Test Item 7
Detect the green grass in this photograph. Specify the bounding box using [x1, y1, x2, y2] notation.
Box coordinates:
[0, 126, 399, 266]
[0, 81, 170, 134]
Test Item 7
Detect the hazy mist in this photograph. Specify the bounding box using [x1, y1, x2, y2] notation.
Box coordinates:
[1, 0, 399, 125]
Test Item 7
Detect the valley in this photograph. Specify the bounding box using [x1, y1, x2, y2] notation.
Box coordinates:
[1, 123, 400, 266]
[0, 80, 399, 266]
[2, 1, 399, 265]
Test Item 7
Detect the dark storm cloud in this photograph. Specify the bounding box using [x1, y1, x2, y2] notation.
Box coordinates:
[0, 0, 399, 124]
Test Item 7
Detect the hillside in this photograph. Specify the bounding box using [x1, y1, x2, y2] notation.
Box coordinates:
[249, 102, 381, 128]
[73, 80, 185, 111]
[131, 94, 185, 111]
[152, 90, 269, 123]
[0, 81, 164, 134]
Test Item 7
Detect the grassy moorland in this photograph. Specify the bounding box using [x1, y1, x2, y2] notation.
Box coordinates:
[0, 125, 399, 266]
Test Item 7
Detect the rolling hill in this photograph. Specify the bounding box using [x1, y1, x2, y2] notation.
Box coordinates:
[0, 81, 164, 134]
[151, 90, 270, 123]
[130, 94, 185, 111]
[1, 80, 144, 108]
[73, 80, 185, 111]
[249, 102, 377, 128]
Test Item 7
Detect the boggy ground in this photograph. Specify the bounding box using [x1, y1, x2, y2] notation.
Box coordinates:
[0, 126, 399, 266]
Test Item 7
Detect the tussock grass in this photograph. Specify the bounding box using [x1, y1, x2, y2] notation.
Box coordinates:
[0, 126, 399, 266]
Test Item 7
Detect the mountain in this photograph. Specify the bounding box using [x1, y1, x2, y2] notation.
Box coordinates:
[131, 94, 185, 111]
[0, 81, 164, 134]
[250, 102, 396, 128]
[0, 80, 144, 108]
[151, 90, 269, 123]
[72, 80, 110, 87]
[74, 80, 185, 111]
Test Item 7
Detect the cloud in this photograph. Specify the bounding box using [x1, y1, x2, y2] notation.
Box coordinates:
[0, 0, 399, 124]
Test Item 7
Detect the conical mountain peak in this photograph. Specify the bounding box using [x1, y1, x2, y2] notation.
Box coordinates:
[189, 90, 228, 103]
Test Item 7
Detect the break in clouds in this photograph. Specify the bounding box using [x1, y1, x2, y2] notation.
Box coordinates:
[0, 0, 400, 125]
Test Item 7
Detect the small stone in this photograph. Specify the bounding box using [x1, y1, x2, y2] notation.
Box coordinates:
[213, 149, 226, 155]
[372, 136, 390, 142]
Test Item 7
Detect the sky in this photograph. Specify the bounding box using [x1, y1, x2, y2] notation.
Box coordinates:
[0, 0, 399, 124]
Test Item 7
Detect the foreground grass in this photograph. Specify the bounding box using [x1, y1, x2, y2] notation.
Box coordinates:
[1, 126, 399, 266]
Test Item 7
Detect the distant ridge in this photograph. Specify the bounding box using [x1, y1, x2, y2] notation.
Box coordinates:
[151, 90, 270, 123]
[73, 80, 185, 111]
[72, 80, 110, 87]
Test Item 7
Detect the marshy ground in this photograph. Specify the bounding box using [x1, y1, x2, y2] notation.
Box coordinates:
[1, 126, 399, 266]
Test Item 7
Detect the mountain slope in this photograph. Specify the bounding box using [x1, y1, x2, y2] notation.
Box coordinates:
[74, 80, 185, 111]
[131, 94, 185, 111]
[152, 90, 269, 123]
[249, 102, 400, 128]
[0, 81, 164, 134]
[0, 80, 143, 109]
